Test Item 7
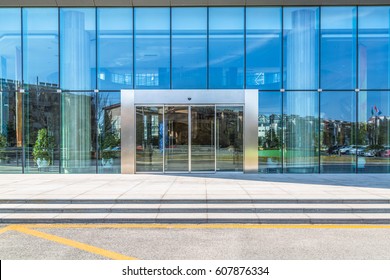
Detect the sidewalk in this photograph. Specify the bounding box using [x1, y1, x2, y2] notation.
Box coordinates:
[0, 173, 390, 224]
[0, 173, 389, 200]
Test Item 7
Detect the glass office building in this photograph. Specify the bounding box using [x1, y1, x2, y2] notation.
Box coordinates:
[0, 2, 389, 174]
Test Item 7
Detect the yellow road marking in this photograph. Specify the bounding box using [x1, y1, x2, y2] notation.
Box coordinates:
[15, 223, 390, 230]
[13, 226, 138, 260]
[0, 225, 15, 235]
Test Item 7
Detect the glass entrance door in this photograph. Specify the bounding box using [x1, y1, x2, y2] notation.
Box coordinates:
[164, 106, 189, 172]
[191, 106, 215, 172]
[136, 105, 243, 173]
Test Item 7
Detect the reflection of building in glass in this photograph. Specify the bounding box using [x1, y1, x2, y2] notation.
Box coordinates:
[0, 3, 389, 174]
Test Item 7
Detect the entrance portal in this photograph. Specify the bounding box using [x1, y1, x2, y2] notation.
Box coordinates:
[136, 105, 243, 173]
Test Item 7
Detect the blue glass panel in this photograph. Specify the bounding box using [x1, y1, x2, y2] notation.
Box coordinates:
[357, 91, 390, 173]
[23, 8, 59, 91]
[61, 91, 97, 173]
[283, 91, 319, 173]
[134, 8, 170, 89]
[209, 8, 244, 89]
[321, 7, 356, 90]
[60, 8, 96, 90]
[97, 8, 133, 90]
[172, 8, 207, 89]
[358, 7, 390, 89]
[320, 91, 356, 173]
[258, 92, 282, 173]
[0, 8, 21, 91]
[246, 8, 282, 90]
[98, 92, 121, 173]
[283, 7, 319, 90]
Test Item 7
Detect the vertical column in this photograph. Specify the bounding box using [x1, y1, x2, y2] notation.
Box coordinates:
[121, 90, 135, 174]
[286, 9, 317, 171]
[244, 89, 258, 173]
[61, 10, 92, 173]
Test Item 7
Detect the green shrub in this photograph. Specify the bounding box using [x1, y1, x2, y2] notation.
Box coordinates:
[101, 132, 120, 160]
[0, 134, 7, 160]
[32, 128, 55, 164]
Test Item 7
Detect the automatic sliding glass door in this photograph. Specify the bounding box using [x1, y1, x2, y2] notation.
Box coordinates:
[164, 106, 189, 172]
[136, 105, 243, 173]
[191, 106, 215, 172]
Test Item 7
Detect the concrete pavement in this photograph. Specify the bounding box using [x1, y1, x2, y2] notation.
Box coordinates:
[0, 173, 390, 223]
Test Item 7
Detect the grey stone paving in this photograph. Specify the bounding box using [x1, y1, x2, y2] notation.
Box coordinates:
[0, 173, 389, 200]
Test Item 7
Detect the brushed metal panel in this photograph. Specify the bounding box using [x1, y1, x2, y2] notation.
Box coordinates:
[171, 0, 208, 6]
[0, 0, 21, 6]
[133, 0, 170, 6]
[246, 0, 283, 5]
[209, 0, 245, 6]
[134, 90, 245, 105]
[94, 0, 132, 6]
[121, 90, 135, 174]
[244, 89, 258, 174]
[19, 0, 57, 6]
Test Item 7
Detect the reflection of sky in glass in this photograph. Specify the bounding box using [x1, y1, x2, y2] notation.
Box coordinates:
[320, 91, 355, 122]
[259, 92, 281, 115]
[23, 8, 58, 86]
[172, 8, 207, 89]
[98, 8, 133, 90]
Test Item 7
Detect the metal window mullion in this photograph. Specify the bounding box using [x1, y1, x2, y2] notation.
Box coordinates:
[214, 105, 217, 173]
[188, 105, 191, 173]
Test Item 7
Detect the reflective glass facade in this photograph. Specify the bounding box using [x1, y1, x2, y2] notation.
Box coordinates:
[0, 6, 389, 174]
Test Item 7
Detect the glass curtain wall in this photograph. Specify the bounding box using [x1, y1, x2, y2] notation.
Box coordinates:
[97, 8, 133, 90]
[0, 6, 389, 174]
[258, 92, 282, 173]
[172, 8, 207, 89]
[60, 8, 97, 173]
[134, 8, 170, 89]
[246, 7, 282, 90]
[321, 7, 356, 90]
[320, 91, 356, 173]
[209, 8, 244, 89]
[23, 8, 60, 173]
[0, 9, 22, 173]
[98, 92, 121, 174]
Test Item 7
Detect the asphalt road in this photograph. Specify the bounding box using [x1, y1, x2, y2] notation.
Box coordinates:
[1, 224, 390, 260]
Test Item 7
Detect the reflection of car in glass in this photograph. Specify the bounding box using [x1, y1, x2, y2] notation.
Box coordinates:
[339, 145, 356, 155]
[364, 150, 375, 157]
[383, 150, 390, 158]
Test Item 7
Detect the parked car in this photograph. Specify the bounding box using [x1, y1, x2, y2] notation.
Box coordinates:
[383, 149, 390, 158]
[339, 145, 356, 155]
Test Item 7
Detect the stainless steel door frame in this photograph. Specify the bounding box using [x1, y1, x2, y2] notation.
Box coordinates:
[121, 90, 258, 174]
